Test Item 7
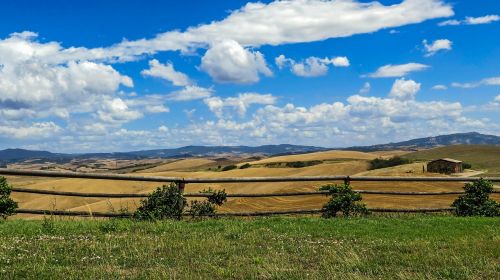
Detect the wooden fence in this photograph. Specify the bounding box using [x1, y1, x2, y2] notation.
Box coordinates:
[1, 168, 499, 217]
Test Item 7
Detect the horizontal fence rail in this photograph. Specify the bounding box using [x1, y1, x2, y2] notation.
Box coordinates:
[1, 168, 498, 217]
[15, 207, 455, 218]
[1, 168, 500, 183]
[11, 187, 500, 198]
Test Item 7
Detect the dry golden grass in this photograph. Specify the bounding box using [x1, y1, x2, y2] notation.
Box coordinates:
[248, 150, 378, 164]
[368, 150, 412, 157]
[139, 158, 215, 172]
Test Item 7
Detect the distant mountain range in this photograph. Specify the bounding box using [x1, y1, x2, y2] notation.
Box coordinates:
[0, 132, 499, 164]
[0, 144, 328, 164]
[345, 132, 500, 152]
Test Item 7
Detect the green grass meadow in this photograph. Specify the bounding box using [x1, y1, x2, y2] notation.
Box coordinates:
[0, 216, 499, 279]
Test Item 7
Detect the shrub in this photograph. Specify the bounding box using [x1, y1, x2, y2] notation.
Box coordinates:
[188, 188, 227, 218]
[187, 201, 216, 218]
[239, 163, 251, 169]
[369, 156, 411, 170]
[264, 163, 281, 168]
[285, 160, 322, 168]
[203, 188, 227, 206]
[134, 183, 186, 220]
[452, 179, 499, 217]
[462, 162, 472, 169]
[222, 165, 237, 171]
[0, 176, 17, 219]
[286, 161, 306, 168]
[319, 183, 369, 218]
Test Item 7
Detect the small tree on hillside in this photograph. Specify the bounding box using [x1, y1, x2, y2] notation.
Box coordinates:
[0, 176, 18, 219]
[320, 183, 369, 218]
[452, 179, 499, 217]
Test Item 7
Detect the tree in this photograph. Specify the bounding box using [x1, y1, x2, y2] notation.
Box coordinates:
[452, 179, 499, 217]
[134, 183, 187, 220]
[320, 183, 369, 218]
[0, 177, 18, 219]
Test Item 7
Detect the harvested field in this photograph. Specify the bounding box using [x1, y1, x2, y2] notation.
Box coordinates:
[5, 147, 500, 219]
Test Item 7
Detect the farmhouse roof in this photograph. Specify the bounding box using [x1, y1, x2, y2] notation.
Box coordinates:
[430, 158, 462, 163]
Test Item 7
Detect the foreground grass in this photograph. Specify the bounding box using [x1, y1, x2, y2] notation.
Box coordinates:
[0, 216, 499, 279]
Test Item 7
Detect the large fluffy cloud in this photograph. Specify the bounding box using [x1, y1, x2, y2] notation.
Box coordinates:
[103, 0, 453, 57]
[0, 32, 135, 121]
[200, 40, 272, 83]
[388, 78, 421, 100]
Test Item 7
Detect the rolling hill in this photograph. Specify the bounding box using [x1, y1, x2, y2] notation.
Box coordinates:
[1, 132, 499, 164]
[404, 145, 500, 176]
[0, 148, 59, 161]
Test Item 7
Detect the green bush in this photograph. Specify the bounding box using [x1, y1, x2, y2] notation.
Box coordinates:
[369, 156, 411, 170]
[187, 200, 216, 218]
[319, 183, 369, 218]
[452, 179, 499, 217]
[134, 184, 228, 220]
[0, 176, 17, 219]
[222, 165, 237, 171]
[285, 160, 322, 168]
[203, 188, 227, 206]
[462, 162, 472, 169]
[239, 163, 251, 169]
[188, 189, 227, 218]
[133, 183, 187, 220]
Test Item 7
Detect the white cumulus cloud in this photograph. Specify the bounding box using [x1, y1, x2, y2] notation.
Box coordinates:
[423, 39, 452, 56]
[389, 78, 421, 100]
[200, 40, 272, 84]
[204, 93, 277, 117]
[275, 55, 349, 77]
[0, 122, 62, 139]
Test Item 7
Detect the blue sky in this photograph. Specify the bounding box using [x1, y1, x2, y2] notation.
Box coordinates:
[0, 0, 499, 152]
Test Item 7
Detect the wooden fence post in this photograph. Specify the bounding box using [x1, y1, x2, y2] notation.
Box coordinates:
[178, 180, 186, 193]
[344, 176, 351, 185]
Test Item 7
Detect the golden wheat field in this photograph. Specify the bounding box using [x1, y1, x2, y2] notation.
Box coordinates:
[6, 148, 500, 219]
